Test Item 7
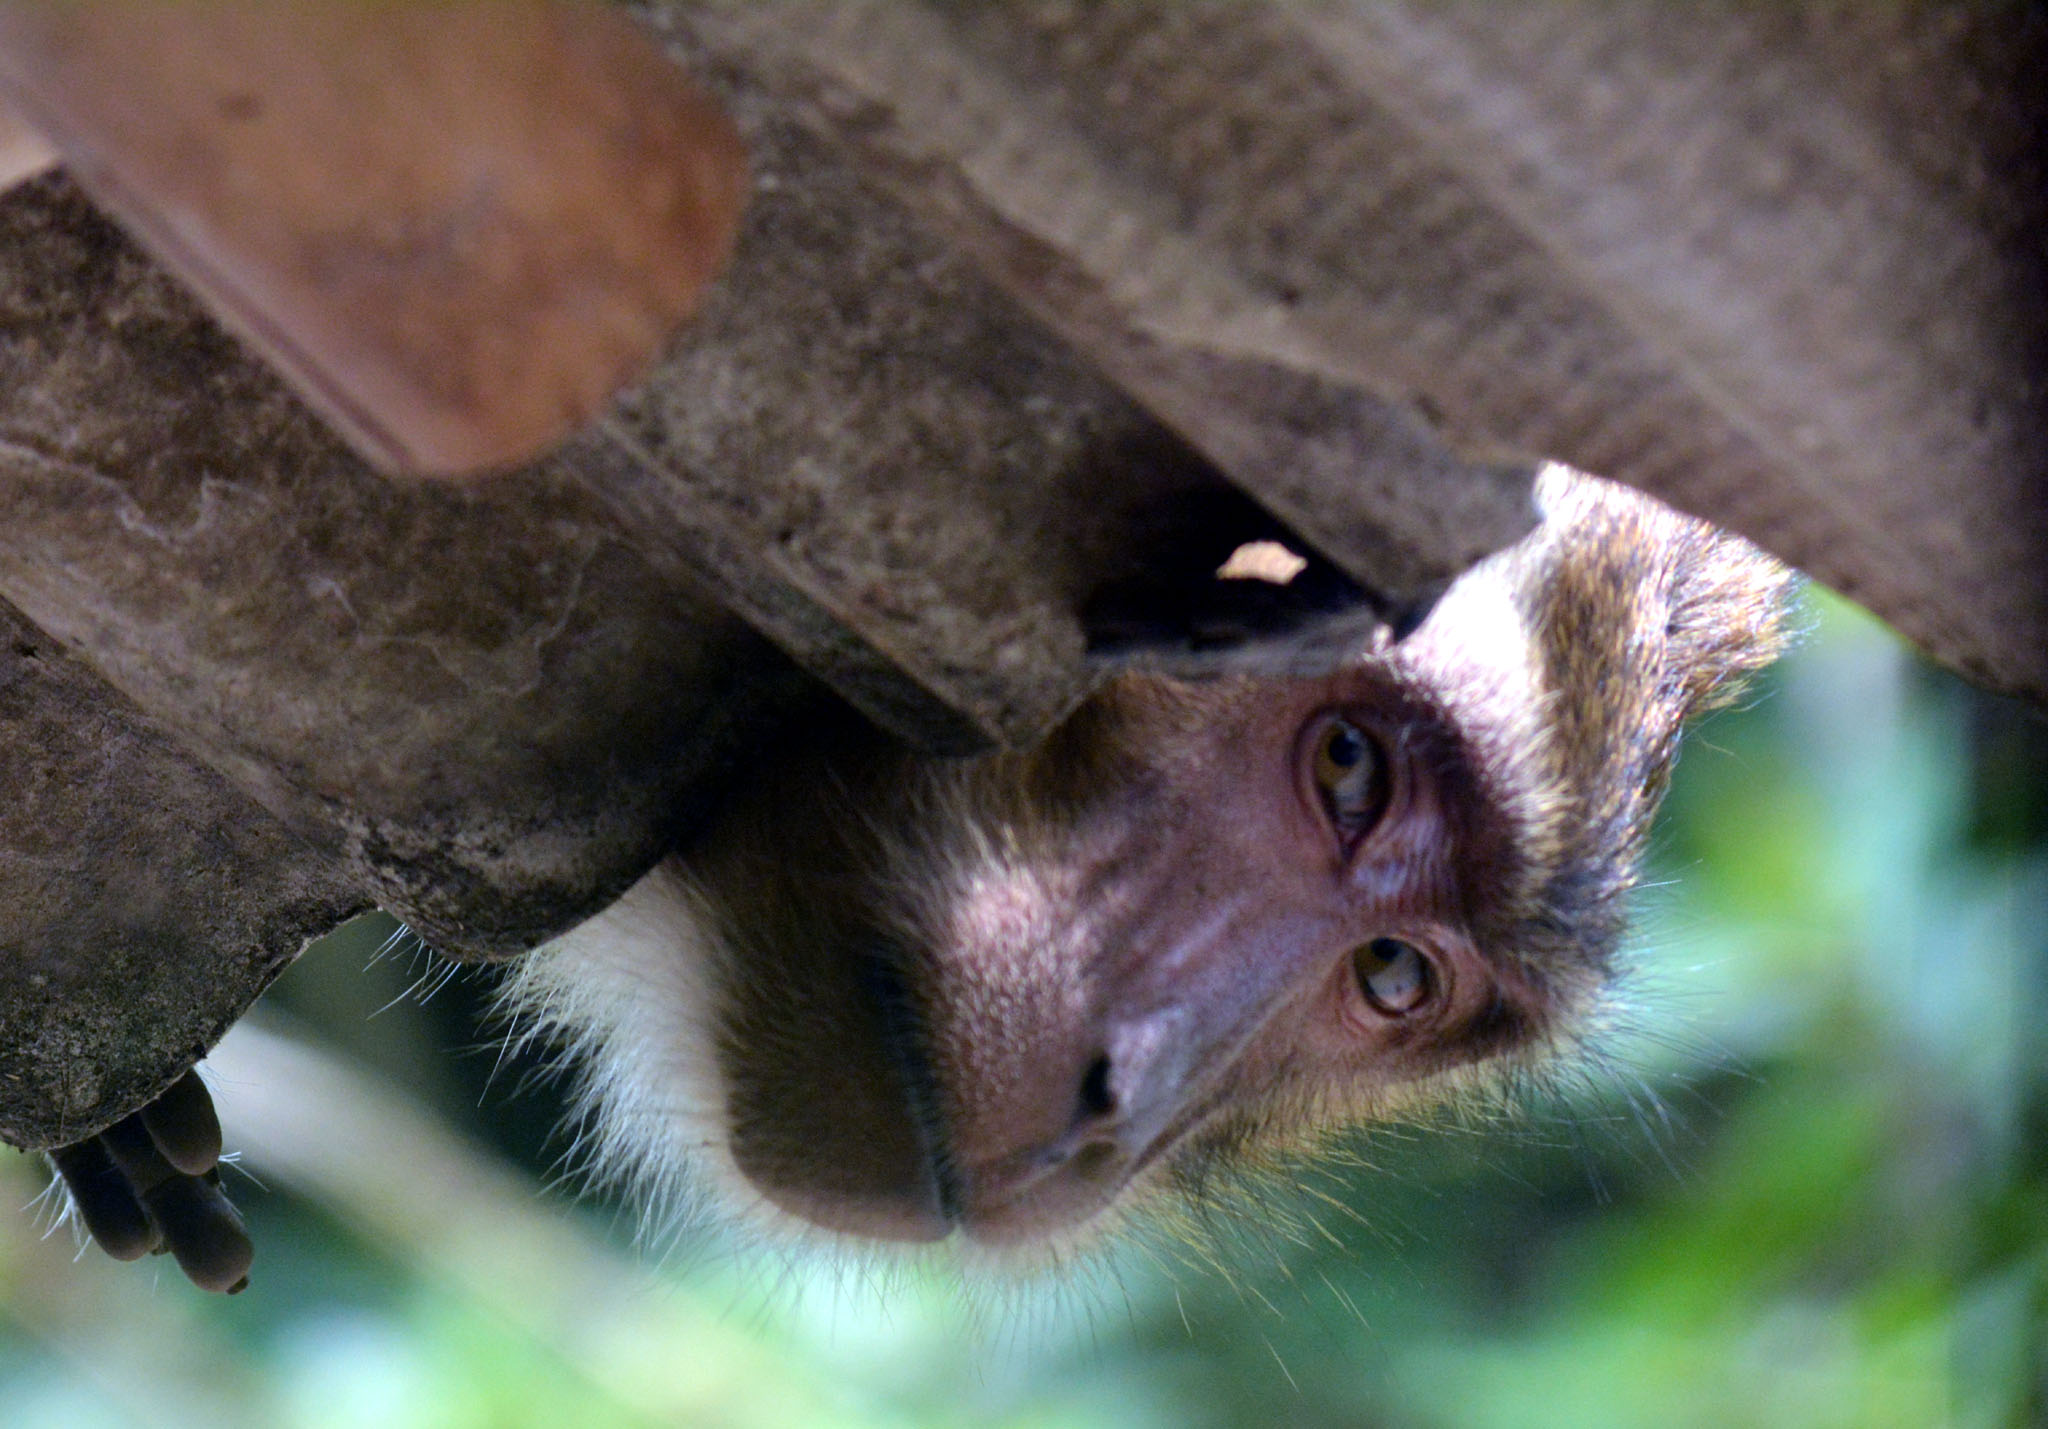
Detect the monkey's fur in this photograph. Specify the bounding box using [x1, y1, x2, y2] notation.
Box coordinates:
[499, 467, 1795, 1259]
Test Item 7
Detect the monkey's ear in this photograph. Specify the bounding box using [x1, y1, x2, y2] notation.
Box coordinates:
[1422, 467, 1798, 1009]
[1530, 463, 1799, 728]
[1657, 511, 1801, 723]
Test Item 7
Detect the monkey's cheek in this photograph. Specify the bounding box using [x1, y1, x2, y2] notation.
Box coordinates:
[719, 1041, 950, 1244]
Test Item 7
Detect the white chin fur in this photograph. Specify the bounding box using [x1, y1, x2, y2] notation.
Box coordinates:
[494, 861, 783, 1245]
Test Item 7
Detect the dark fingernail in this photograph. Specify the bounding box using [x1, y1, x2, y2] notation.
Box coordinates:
[143, 1174, 254, 1294]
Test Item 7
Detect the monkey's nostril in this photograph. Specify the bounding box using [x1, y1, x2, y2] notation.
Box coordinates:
[1078, 1053, 1116, 1120]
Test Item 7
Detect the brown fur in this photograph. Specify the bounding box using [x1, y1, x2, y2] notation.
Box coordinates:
[504, 468, 1796, 1256]
[1480, 471, 1796, 1006]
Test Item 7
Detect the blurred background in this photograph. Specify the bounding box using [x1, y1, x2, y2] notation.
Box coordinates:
[1, 588, 2042, 1429]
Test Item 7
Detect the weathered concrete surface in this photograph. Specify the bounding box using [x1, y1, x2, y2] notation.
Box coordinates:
[656, 3, 1540, 651]
[0, 177, 808, 962]
[567, 110, 1376, 753]
[0, 596, 364, 1149]
[685, 0, 2047, 703]
[562, 63, 1533, 750]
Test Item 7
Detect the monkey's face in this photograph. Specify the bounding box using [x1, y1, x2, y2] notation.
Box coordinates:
[506, 470, 1790, 1260]
[686, 607, 1566, 1253]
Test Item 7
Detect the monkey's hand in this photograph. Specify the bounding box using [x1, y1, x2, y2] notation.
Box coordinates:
[47, 1069, 254, 1293]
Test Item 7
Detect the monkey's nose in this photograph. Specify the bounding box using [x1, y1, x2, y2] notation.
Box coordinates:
[1095, 1010, 1194, 1130]
[951, 1126, 1124, 1245]
[1047, 1009, 1195, 1163]
[952, 1013, 1194, 1244]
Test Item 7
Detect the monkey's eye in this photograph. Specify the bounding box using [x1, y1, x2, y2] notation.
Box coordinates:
[1311, 717, 1390, 836]
[1353, 938, 1432, 1016]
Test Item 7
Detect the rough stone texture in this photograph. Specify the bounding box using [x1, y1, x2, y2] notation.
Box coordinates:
[0, 176, 808, 962]
[0, 596, 364, 1149]
[658, 4, 1540, 630]
[568, 111, 1336, 751]
[566, 48, 1528, 750]
[685, 0, 2047, 703]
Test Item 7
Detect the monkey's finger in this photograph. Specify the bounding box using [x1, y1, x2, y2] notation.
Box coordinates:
[48, 1137, 158, 1261]
[100, 1105, 258, 1292]
[98, 1108, 179, 1198]
[139, 1069, 223, 1176]
[141, 1173, 253, 1295]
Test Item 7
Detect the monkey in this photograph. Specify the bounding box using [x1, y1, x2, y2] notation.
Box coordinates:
[48, 465, 1793, 1283]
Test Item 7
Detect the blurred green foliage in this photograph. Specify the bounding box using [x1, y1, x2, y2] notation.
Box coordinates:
[2, 590, 2042, 1428]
